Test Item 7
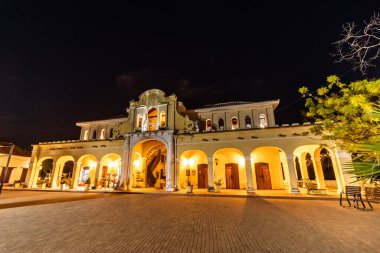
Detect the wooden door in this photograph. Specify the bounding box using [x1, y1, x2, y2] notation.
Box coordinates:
[197, 164, 208, 188]
[20, 168, 28, 182]
[102, 166, 108, 178]
[255, 163, 272, 190]
[225, 163, 240, 189]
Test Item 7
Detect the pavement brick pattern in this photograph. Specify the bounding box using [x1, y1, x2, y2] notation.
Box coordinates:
[0, 192, 379, 252]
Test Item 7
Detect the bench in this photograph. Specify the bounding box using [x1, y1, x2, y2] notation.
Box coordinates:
[365, 187, 380, 210]
[340, 186, 365, 209]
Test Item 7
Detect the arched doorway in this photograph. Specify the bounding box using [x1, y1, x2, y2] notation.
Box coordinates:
[76, 155, 97, 186]
[99, 153, 121, 188]
[305, 153, 316, 180]
[213, 148, 245, 190]
[250, 147, 289, 190]
[148, 108, 158, 131]
[54, 156, 75, 188]
[131, 139, 167, 189]
[179, 150, 208, 189]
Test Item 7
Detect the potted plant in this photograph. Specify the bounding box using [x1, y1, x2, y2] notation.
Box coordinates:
[214, 178, 223, 193]
[14, 180, 21, 189]
[60, 179, 66, 190]
[85, 177, 91, 190]
[186, 178, 193, 193]
[41, 179, 49, 189]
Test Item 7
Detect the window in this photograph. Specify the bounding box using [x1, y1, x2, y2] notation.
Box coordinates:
[259, 114, 267, 128]
[136, 114, 142, 129]
[83, 130, 89, 140]
[206, 119, 212, 131]
[305, 153, 316, 180]
[320, 148, 336, 180]
[148, 108, 158, 131]
[160, 111, 166, 127]
[218, 118, 224, 130]
[245, 116, 252, 128]
[295, 157, 302, 180]
[100, 129, 106, 140]
[231, 117, 238, 129]
[109, 128, 114, 138]
[92, 130, 97, 140]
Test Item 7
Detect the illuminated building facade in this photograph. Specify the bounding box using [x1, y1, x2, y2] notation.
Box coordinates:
[26, 89, 352, 193]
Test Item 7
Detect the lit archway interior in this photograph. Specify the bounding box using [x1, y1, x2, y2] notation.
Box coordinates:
[179, 150, 207, 189]
[131, 140, 166, 189]
[250, 147, 288, 190]
[213, 148, 245, 189]
[99, 153, 122, 187]
[55, 156, 75, 186]
[77, 154, 97, 186]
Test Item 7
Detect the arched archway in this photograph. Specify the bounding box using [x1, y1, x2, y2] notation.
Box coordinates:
[99, 153, 121, 188]
[53, 156, 75, 188]
[250, 147, 288, 190]
[130, 139, 167, 189]
[293, 145, 342, 191]
[213, 148, 245, 189]
[76, 154, 97, 187]
[31, 157, 53, 188]
[179, 150, 208, 189]
[147, 108, 158, 131]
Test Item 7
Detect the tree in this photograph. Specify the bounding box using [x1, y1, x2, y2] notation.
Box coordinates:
[299, 76, 380, 182]
[333, 13, 380, 74]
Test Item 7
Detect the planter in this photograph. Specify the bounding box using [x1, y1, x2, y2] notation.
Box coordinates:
[14, 183, 21, 188]
[308, 189, 328, 195]
[85, 184, 91, 190]
[215, 185, 221, 193]
[60, 184, 66, 190]
[186, 185, 193, 193]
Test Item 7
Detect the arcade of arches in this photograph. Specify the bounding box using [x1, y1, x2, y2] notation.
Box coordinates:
[27, 143, 343, 193]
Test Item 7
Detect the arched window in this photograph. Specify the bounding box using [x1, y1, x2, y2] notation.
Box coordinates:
[320, 148, 336, 180]
[245, 116, 252, 128]
[83, 130, 89, 140]
[91, 130, 97, 140]
[231, 117, 238, 129]
[148, 108, 158, 131]
[206, 119, 212, 131]
[136, 114, 142, 129]
[160, 111, 166, 127]
[295, 157, 302, 180]
[218, 118, 224, 130]
[109, 128, 114, 138]
[305, 153, 316, 180]
[259, 114, 267, 128]
[100, 129, 106, 140]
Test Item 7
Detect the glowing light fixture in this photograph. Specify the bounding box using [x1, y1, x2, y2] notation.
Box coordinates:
[133, 159, 141, 167]
[90, 161, 97, 168]
[238, 157, 245, 166]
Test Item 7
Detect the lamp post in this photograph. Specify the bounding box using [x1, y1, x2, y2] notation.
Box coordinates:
[0, 144, 15, 195]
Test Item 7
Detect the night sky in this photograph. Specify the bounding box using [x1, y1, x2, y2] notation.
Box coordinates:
[1, 1, 379, 148]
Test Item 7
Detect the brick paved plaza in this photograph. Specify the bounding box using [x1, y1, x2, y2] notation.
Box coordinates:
[0, 191, 379, 253]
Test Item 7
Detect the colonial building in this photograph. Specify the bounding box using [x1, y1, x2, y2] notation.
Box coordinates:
[25, 89, 353, 193]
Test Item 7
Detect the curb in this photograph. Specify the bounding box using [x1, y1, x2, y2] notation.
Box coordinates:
[3, 188, 340, 201]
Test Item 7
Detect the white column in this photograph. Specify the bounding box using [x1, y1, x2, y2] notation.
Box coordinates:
[207, 157, 214, 192]
[312, 157, 326, 189]
[244, 156, 255, 193]
[51, 162, 60, 188]
[165, 138, 175, 192]
[175, 158, 180, 190]
[72, 162, 81, 189]
[286, 155, 300, 193]
[120, 136, 130, 190]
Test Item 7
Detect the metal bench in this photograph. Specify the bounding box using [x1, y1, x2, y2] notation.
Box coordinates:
[365, 187, 380, 210]
[340, 186, 365, 209]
